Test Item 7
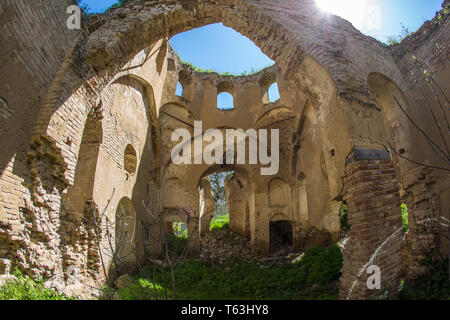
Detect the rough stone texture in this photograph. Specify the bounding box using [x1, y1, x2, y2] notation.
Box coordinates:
[0, 274, 17, 287]
[0, 0, 448, 300]
[115, 273, 133, 290]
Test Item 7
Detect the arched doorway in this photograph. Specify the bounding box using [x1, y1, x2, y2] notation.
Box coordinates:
[270, 214, 293, 255]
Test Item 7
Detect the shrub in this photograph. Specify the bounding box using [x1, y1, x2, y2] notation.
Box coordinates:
[0, 269, 71, 300]
[398, 259, 449, 300]
[341, 204, 351, 233]
[401, 203, 409, 234]
[210, 214, 229, 231]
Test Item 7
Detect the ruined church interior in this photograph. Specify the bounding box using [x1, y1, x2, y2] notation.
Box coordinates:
[0, 0, 449, 301]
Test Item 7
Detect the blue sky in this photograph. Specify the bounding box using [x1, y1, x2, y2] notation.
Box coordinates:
[80, 0, 444, 75]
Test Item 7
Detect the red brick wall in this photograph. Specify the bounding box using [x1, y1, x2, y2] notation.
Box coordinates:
[339, 150, 403, 299]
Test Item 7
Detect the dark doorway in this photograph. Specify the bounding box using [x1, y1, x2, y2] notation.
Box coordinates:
[270, 220, 293, 255]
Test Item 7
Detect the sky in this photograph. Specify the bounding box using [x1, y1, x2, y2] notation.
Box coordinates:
[80, 0, 444, 75]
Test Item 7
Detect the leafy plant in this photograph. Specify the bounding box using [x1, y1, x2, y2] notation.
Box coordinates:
[340, 204, 351, 233]
[118, 243, 343, 300]
[398, 259, 450, 300]
[210, 214, 229, 231]
[0, 269, 71, 300]
[436, 4, 450, 24]
[401, 203, 409, 234]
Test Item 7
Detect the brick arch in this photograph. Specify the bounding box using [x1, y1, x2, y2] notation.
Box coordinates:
[83, 1, 322, 80]
[32, 0, 349, 194]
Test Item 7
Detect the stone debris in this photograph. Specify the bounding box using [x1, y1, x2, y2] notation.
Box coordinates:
[115, 274, 133, 290]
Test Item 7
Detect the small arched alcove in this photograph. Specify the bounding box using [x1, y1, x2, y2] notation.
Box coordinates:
[115, 197, 137, 275]
[124, 144, 137, 175]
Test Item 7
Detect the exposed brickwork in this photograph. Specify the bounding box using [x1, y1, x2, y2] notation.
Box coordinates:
[339, 153, 403, 299]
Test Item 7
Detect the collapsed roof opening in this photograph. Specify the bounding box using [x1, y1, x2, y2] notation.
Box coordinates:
[170, 23, 275, 76]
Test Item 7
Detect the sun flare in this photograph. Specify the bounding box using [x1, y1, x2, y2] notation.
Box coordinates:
[315, 0, 375, 31]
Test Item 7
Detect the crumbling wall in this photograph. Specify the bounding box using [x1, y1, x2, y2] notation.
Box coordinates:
[0, 0, 448, 300]
[0, 0, 79, 280]
[390, 6, 450, 278]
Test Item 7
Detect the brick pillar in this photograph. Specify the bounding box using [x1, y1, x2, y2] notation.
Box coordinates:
[339, 149, 403, 300]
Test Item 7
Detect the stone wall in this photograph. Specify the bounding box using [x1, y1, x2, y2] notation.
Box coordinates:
[390, 5, 450, 278]
[0, 0, 448, 300]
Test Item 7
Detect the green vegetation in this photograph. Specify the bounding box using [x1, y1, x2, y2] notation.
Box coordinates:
[119, 278, 166, 300]
[386, 23, 412, 46]
[210, 214, 230, 231]
[387, 4, 450, 46]
[436, 3, 450, 24]
[340, 204, 351, 233]
[0, 269, 71, 300]
[398, 259, 449, 300]
[173, 222, 188, 238]
[173, 50, 273, 77]
[401, 203, 409, 234]
[118, 244, 343, 300]
[107, 0, 133, 11]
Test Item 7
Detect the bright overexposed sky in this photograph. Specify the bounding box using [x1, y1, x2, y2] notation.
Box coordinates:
[315, 0, 443, 42]
[80, 0, 444, 74]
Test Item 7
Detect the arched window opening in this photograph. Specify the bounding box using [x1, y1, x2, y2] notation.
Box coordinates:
[217, 92, 234, 111]
[297, 172, 308, 223]
[175, 82, 183, 97]
[267, 82, 280, 103]
[173, 222, 188, 238]
[115, 198, 137, 274]
[124, 144, 137, 175]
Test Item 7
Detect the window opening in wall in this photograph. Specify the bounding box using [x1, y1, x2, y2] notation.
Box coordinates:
[217, 92, 234, 111]
[175, 82, 183, 97]
[268, 82, 280, 103]
[173, 222, 188, 238]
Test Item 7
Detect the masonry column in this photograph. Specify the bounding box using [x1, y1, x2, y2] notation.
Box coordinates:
[339, 148, 403, 300]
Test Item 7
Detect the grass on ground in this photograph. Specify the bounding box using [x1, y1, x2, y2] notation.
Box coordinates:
[119, 243, 343, 300]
